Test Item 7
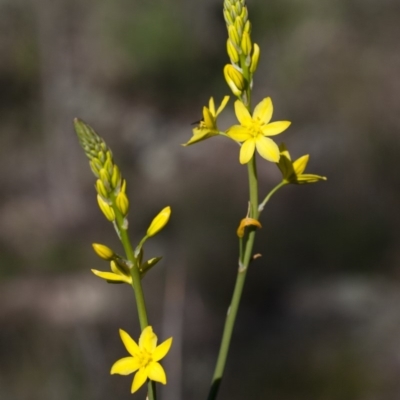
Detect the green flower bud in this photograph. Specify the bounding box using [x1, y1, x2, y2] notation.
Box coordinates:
[140, 257, 162, 278]
[227, 39, 240, 64]
[223, 9, 234, 25]
[104, 158, 113, 176]
[101, 171, 113, 195]
[89, 160, 101, 177]
[228, 25, 240, 47]
[97, 194, 115, 222]
[116, 191, 129, 216]
[241, 31, 252, 56]
[121, 179, 127, 194]
[244, 20, 251, 34]
[234, 16, 243, 37]
[235, 2, 242, 16]
[96, 179, 108, 198]
[111, 165, 121, 190]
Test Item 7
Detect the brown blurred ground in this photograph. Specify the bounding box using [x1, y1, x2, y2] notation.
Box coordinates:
[1, 0, 400, 399]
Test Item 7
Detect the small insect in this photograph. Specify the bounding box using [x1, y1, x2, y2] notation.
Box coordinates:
[190, 119, 203, 126]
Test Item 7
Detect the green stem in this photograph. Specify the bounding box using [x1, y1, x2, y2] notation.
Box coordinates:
[112, 200, 156, 400]
[258, 181, 287, 213]
[207, 156, 259, 400]
[148, 381, 157, 400]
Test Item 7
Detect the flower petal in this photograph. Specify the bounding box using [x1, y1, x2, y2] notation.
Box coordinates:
[293, 154, 309, 175]
[91, 270, 129, 283]
[146, 362, 167, 384]
[240, 138, 256, 164]
[119, 329, 140, 357]
[297, 174, 327, 184]
[153, 337, 173, 362]
[253, 97, 273, 124]
[277, 153, 294, 181]
[131, 367, 148, 393]
[203, 107, 216, 130]
[216, 96, 230, 116]
[139, 326, 157, 352]
[182, 129, 216, 146]
[255, 136, 280, 162]
[234, 100, 252, 126]
[278, 143, 291, 161]
[261, 121, 291, 136]
[110, 357, 140, 375]
[226, 125, 251, 142]
[208, 97, 216, 116]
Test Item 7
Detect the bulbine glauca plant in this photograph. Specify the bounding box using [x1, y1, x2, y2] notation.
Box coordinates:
[74, 120, 172, 398]
[74, 0, 326, 399]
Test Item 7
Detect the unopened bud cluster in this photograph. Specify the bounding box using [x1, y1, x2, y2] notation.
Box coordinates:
[223, 0, 260, 97]
[74, 119, 130, 221]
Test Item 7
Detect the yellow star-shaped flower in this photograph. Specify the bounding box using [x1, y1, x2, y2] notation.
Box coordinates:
[227, 97, 291, 164]
[111, 326, 173, 394]
[183, 96, 229, 146]
[277, 143, 327, 184]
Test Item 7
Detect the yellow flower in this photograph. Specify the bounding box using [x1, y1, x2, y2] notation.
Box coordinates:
[183, 96, 229, 146]
[91, 259, 132, 284]
[227, 98, 291, 164]
[111, 327, 173, 394]
[277, 143, 327, 184]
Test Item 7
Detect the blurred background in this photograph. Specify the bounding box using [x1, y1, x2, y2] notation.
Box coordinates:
[1, 0, 400, 399]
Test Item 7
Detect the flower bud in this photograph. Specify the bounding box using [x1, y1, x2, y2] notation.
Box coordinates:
[234, 16, 243, 37]
[99, 168, 111, 191]
[228, 25, 240, 47]
[96, 179, 108, 198]
[241, 31, 252, 56]
[116, 191, 129, 216]
[97, 194, 115, 221]
[227, 39, 239, 64]
[224, 65, 245, 96]
[121, 179, 127, 194]
[240, 7, 248, 22]
[235, 2, 243, 16]
[140, 257, 162, 277]
[98, 151, 106, 164]
[147, 206, 171, 237]
[250, 43, 260, 73]
[111, 164, 121, 190]
[92, 243, 114, 260]
[89, 159, 102, 177]
[223, 9, 234, 25]
[104, 157, 113, 176]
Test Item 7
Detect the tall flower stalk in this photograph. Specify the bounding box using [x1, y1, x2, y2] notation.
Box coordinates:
[74, 119, 172, 399]
[184, 1, 326, 399]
